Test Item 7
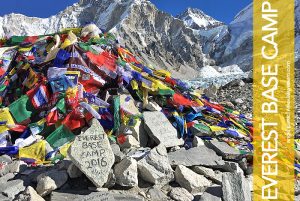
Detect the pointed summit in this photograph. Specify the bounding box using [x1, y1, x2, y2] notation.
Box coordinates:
[177, 8, 224, 30]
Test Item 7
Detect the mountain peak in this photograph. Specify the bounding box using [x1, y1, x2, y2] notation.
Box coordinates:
[177, 8, 224, 30]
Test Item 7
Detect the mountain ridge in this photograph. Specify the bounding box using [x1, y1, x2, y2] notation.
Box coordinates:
[0, 0, 298, 78]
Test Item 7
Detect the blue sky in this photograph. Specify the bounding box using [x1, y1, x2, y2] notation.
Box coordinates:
[0, 0, 252, 24]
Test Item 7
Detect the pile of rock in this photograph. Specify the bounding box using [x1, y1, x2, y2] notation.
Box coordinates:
[0, 110, 252, 201]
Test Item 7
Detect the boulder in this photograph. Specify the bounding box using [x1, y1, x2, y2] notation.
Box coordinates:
[204, 84, 218, 99]
[169, 187, 194, 201]
[0, 160, 21, 177]
[143, 111, 183, 148]
[119, 121, 148, 148]
[120, 94, 140, 115]
[147, 187, 168, 201]
[0, 155, 11, 164]
[0, 179, 25, 198]
[221, 161, 244, 173]
[118, 135, 140, 150]
[192, 166, 222, 185]
[103, 170, 116, 188]
[175, 165, 211, 194]
[222, 172, 251, 201]
[114, 157, 138, 187]
[36, 170, 68, 196]
[110, 143, 125, 163]
[205, 140, 242, 160]
[145, 101, 162, 111]
[192, 137, 205, 147]
[168, 147, 225, 168]
[15, 186, 45, 201]
[68, 119, 115, 187]
[138, 144, 174, 186]
[67, 163, 83, 179]
[199, 192, 221, 201]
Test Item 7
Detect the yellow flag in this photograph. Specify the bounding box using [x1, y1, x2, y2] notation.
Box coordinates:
[0, 108, 15, 133]
[59, 142, 73, 157]
[19, 140, 46, 164]
[209, 126, 227, 132]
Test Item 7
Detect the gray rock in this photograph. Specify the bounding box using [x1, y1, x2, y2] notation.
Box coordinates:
[0, 159, 18, 177]
[103, 170, 116, 188]
[119, 121, 148, 147]
[145, 101, 162, 111]
[0, 179, 25, 198]
[192, 137, 205, 147]
[175, 165, 211, 194]
[112, 193, 144, 201]
[138, 144, 174, 186]
[0, 194, 11, 201]
[222, 161, 244, 173]
[75, 192, 114, 201]
[147, 187, 168, 201]
[8, 160, 20, 173]
[0, 155, 11, 164]
[169, 187, 194, 201]
[238, 158, 252, 175]
[168, 147, 225, 168]
[111, 144, 125, 163]
[234, 98, 244, 104]
[118, 135, 140, 150]
[67, 163, 83, 178]
[127, 147, 151, 160]
[15, 186, 45, 201]
[205, 140, 242, 160]
[245, 175, 253, 192]
[71, 191, 144, 201]
[51, 190, 145, 201]
[222, 172, 251, 201]
[0, 172, 15, 183]
[114, 157, 138, 187]
[169, 146, 181, 152]
[36, 170, 68, 196]
[204, 84, 218, 99]
[199, 192, 221, 201]
[143, 111, 183, 148]
[192, 166, 222, 184]
[68, 119, 115, 187]
[57, 160, 72, 170]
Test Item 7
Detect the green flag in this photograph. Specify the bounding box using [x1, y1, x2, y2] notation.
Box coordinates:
[113, 95, 120, 132]
[9, 95, 34, 123]
[46, 125, 75, 149]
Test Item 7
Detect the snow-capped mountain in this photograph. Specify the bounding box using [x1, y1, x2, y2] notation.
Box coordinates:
[0, 0, 298, 78]
[177, 8, 224, 30]
[0, 0, 213, 79]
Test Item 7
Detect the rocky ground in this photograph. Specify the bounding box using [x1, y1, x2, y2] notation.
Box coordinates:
[3, 71, 300, 200]
[215, 78, 252, 117]
[0, 99, 253, 201]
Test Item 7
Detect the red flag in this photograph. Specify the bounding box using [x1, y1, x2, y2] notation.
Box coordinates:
[118, 48, 139, 64]
[46, 108, 59, 126]
[62, 109, 85, 130]
[9, 124, 27, 132]
[86, 51, 117, 72]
